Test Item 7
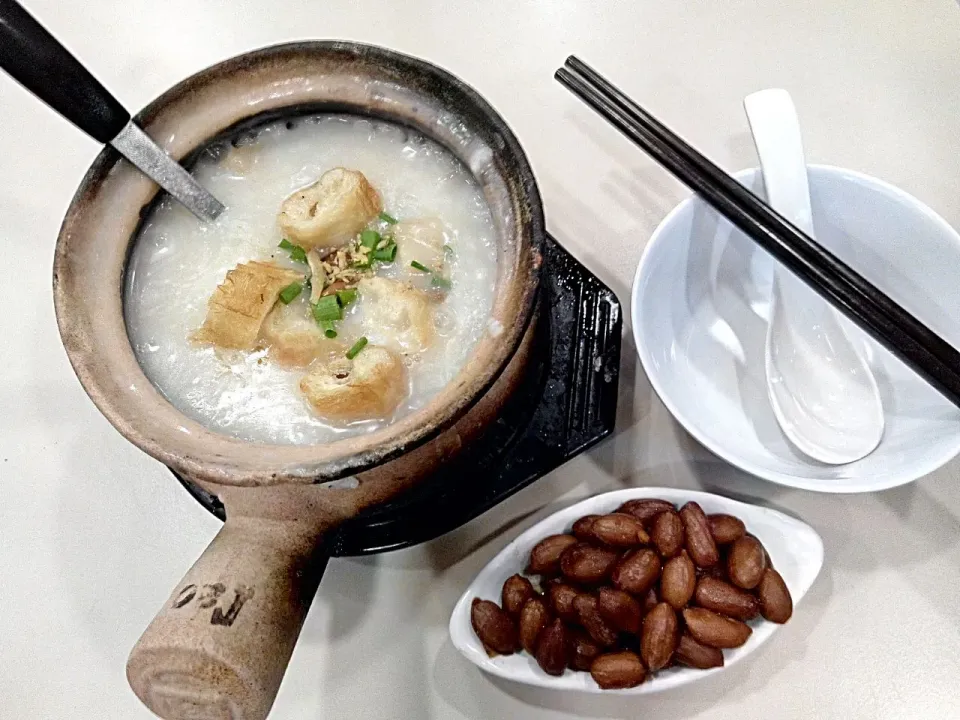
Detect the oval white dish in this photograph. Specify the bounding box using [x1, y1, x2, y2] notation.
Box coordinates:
[448, 487, 824, 694]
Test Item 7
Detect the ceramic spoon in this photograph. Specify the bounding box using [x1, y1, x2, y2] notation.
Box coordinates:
[744, 88, 884, 464]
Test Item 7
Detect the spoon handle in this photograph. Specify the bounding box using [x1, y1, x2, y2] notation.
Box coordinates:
[743, 89, 815, 237]
[0, 0, 129, 143]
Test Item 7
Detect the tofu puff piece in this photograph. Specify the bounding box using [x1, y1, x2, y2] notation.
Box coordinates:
[278, 168, 382, 250]
[192, 261, 303, 350]
[354, 277, 436, 354]
[299, 345, 407, 422]
[260, 298, 344, 368]
[392, 218, 448, 290]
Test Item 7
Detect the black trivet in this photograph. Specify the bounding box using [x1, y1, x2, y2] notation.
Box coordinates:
[175, 233, 621, 555]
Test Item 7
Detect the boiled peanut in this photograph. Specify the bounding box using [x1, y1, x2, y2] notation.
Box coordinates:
[590, 651, 646, 689]
[641, 602, 678, 671]
[642, 587, 659, 613]
[660, 551, 696, 609]
[597, 587, 642, 633]
[680, 502, 720, 568]
[591, 513, 651, 547]
[611, 548, 661, 595]
[574, 594, 619, 647]
[708, 514, 746, 544]
[547, 581, 580, 623]
[470, 598, 518, 655]
[501, 574, 535, 617]
[616, 498, 675, 525]
[572, 514, 600, 541]
[651, 509, 685, 558]
[560, 543, 619, 585]
[675, 632, 724, 669]
[535, 619, 569, 676]
[727, 535, 766, 589]
[518, 597, 551, 655]
[683, 607, 752, 649]
[528, 534, 578, 576]
[694, 576, 759, 620]
[757, 567, 793, 623]
[569, 628, 603, 671]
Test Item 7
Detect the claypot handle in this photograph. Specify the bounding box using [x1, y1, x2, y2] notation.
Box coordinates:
[126, 515, 329, 720]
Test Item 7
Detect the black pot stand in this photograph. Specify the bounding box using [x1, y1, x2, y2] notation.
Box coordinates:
[174, 233, 621, 555]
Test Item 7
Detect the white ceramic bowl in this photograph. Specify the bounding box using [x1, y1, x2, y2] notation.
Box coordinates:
[632, 165, 960, 492]
[449, 488, 823, 694]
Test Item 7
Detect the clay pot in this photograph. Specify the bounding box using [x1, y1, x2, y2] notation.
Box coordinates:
[53, 42, 543, 720]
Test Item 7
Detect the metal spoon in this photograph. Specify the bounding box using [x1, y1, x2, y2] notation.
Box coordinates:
[0, 0, 224, 221]
[744, 88, 884, 464]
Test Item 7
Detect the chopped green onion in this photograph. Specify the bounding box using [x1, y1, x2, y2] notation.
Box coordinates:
[379, 211, 398, 225]
[431, 275, 452, 289]
[372, 242, 398, 262]
[410, 260, 432, 273]
[312, 294, 342, 323]
[321, 321, 338, 339]
[360, 229, 381, 249]
[443, 244, 455, 256]
[279, 239, 307, 264]
[278, 282, 303, 304]
[336, 288, 358, 306]
[345, 336, 368, 360]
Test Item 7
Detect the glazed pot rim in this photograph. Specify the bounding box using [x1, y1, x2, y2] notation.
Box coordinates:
[54, 40, 544, 487]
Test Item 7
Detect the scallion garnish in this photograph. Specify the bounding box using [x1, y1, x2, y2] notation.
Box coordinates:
[431, 275, 452, 289]
[336, 288, 358, 306]
[410, 260, 432, 273]
[278, 282, 303, 304]
[321, 321, 338, 339]
[345, 336, 368, 360]
[360, 229, 381, 249]
[379, 211, 398, 225]
[372, 242, 398, 262]
[279, 238, 307, 264]
[312, 294, 342, 323]
[443, 244, 455, 256]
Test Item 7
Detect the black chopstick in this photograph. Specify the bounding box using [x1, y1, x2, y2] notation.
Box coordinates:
[556, 56, 960, 410]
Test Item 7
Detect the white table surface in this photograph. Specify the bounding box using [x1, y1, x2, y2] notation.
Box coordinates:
[3, 1, 960, 718]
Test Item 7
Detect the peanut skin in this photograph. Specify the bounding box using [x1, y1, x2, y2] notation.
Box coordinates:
[471, 599, 518, 655]
[616, 498, 675, 525]
[694, 576, 760, 621]
[611, 549, 661, 595]
[547, 581, 581, 623]
[597, 587, 643, 634]
[641, 602, 678, 671]
[708, 514, 746, 545]
[727, 535, 767, 589]
[501, 574, 535, 617]
[680, 502, 720, 568]
[518, 597, 551, 655]
[528, 534, 578, 576]
[757, 567, 793, 623]
[683, 607, 752, 649]
[651, 510, 685, 558]
[590, 651, 646, 689]
[591, 513, 651, 547]
[675, 632, 724, 669]
[660, 551, 696, 609]
[560, 543, 620, 585]
[535, 619, 569, 676]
